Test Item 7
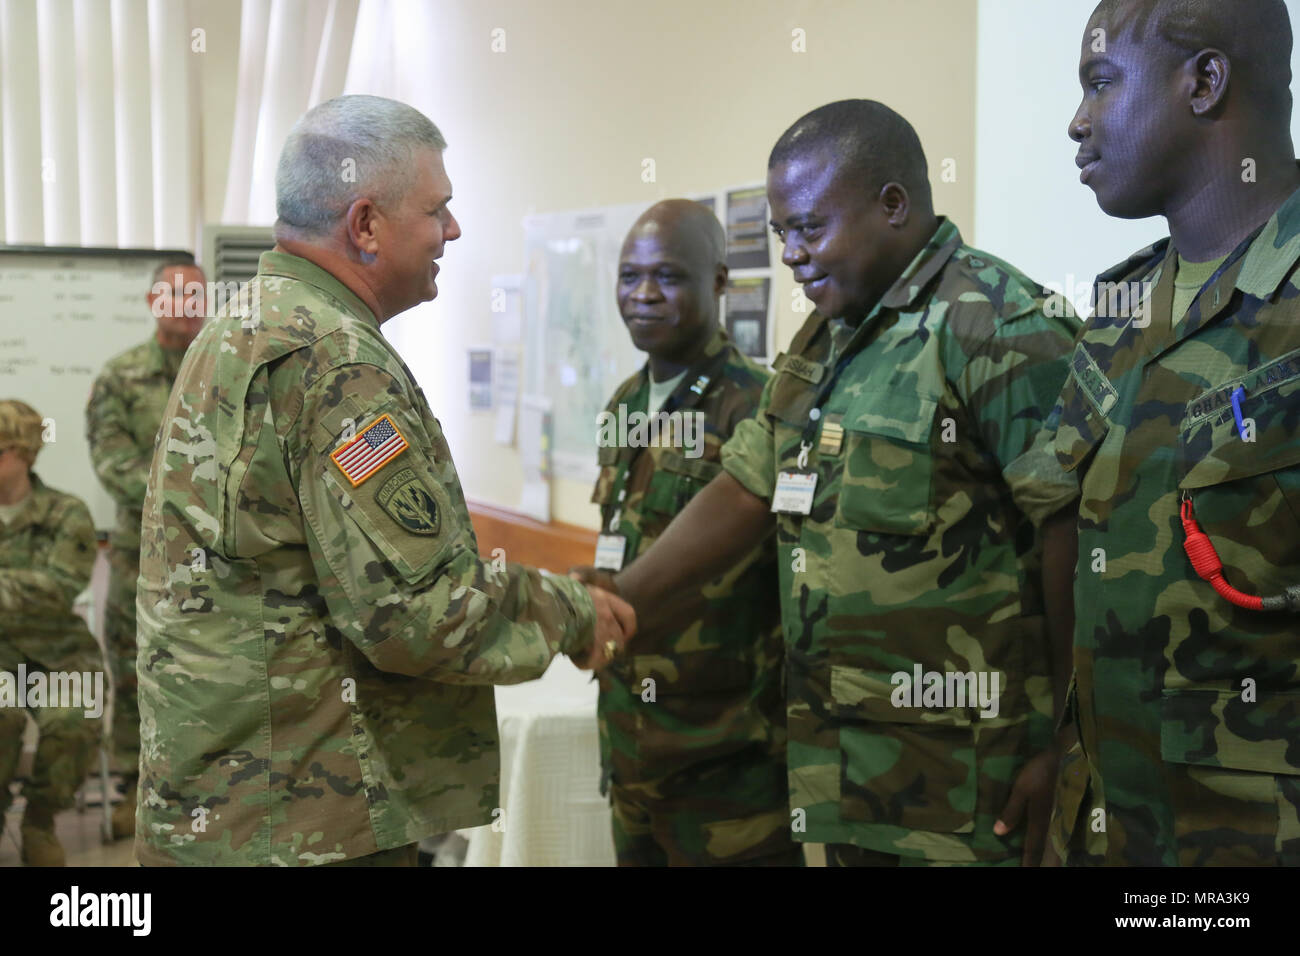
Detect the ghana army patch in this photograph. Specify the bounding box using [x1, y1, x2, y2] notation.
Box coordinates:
[374, 467, 440, 536]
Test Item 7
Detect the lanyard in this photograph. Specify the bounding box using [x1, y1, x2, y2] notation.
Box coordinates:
[603, 349, 728, 532]
[792, 316, 879, 468]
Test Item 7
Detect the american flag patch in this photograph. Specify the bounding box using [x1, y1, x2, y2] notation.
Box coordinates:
[330, 414, 409, 486]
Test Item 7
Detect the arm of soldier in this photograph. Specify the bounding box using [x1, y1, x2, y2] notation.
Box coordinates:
[0, 494, 97, 617]
[85, 371, 151, 505]
[953, 309, 1081, 864]
[295, 367, 628, 685]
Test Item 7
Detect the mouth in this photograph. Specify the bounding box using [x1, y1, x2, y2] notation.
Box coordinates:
[798, 275, 829, 297]
[430, 261, 440, 278]
[1077, 156, 1100, 184]
[626, 314, 667, 327]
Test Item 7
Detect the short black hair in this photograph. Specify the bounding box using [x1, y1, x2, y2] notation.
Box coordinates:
[1094, 0, 1293, 116]
[768, 100, 932, 208]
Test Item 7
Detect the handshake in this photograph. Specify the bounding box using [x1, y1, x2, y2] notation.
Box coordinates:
[567, 566, 635, 672]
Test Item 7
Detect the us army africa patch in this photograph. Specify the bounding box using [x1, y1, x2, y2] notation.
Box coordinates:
[331, 413, 409, 486]
[374, 467, 440, 536]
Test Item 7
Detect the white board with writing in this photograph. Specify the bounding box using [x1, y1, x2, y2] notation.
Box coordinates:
[0, 248, 193, 532]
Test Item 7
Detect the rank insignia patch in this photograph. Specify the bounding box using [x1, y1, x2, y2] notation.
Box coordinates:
[331, 414, 409, 486]
[375, 467, 440, 536]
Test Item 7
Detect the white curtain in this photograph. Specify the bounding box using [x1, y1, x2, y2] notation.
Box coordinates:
[0, 0, 402, 248]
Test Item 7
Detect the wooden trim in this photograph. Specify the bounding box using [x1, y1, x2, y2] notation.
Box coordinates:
[466, 499, 598, 574]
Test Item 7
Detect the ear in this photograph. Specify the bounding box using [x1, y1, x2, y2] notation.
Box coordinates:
[345, 197, 382, 258]
[1188, 48, 1230, 116]
[713, 262, 729, 297]
[879, 183, 911, 227]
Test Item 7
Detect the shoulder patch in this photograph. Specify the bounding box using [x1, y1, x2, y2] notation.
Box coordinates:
[374, 467, 440, 535]
[330, 413, 409, 486]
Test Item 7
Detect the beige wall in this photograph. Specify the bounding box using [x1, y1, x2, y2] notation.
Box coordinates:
[207, 0, 978, 530]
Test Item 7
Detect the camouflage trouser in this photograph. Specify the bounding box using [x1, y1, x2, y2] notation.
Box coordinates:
[105, 545, 139, 782]
[0, 696, 98, 816]
[323, 844, 419, 867]
[824, 843, 1021, 867]
[610, 783, 803, 867]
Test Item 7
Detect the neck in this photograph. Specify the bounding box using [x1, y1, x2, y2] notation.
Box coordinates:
[155, 329, 194, 351]
[1167, 146, 1300, 260]
[275, 238, 387, 323]
[0, 471, 32, 505]
[648, 325, 715, 381]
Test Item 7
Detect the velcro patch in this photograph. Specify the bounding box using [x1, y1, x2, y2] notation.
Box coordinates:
[374, 467, 440, 536]
[331, 414, 409, 486]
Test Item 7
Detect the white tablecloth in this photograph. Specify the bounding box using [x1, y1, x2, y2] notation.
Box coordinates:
[462, 656, 616, 866]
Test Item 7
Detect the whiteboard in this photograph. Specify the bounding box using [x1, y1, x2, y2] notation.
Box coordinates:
[0, 247, 194, 533]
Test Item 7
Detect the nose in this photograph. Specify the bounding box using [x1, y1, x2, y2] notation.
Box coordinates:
[444, 209, 462, 242]
[1069, 101, 1090, 143]
[630, 275, 660, 302]
[781, 236, 808, 269]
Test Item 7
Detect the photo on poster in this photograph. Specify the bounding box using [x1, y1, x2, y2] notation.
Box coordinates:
[725, 186, 770, 271]
[725, 276, 770, 360]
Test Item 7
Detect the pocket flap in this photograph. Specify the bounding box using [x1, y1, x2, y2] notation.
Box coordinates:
[1180, 372, 1300, 488]
[843, 392, 939, 446]
[1160, 688, 1300, 775]
[656, 451, 722, 482]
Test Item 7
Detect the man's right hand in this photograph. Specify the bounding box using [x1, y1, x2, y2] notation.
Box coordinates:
[568, 565, 619, 594]
[571, 583, 635, 672]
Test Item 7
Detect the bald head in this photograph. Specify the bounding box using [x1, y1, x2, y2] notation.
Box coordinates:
[1092, 0, 1293, 116]
[769, 100, 932, 210]
[624, 199, 726, 272]
[617, 200, 727, 369]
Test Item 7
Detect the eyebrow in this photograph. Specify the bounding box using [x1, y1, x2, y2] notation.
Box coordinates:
[1079, 56, 1119, 79]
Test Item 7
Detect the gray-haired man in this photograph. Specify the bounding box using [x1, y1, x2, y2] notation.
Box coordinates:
[133, 94, 635, 866]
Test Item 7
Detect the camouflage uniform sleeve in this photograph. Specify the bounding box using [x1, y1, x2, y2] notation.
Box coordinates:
[719, 374, 777, 501]
[294, 364, 596, 685]
[86, 367, 151, 506]
[0, 493, 96, 615]
[953, 307, 1081, 526]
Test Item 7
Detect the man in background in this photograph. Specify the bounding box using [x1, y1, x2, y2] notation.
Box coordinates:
[86, 261, 205, 840]
[585, 200, 797, 866]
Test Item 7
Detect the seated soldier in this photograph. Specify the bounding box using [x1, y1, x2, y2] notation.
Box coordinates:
[0, 399, 102, 866]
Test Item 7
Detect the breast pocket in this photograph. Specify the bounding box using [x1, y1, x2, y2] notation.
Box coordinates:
[835, 391, 939, 536]
[1180, 370, 1300, 565]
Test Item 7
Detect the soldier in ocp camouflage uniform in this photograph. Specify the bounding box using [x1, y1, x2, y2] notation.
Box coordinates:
[86, 260, 205, 839]
[586, 201, 796, 866]
[1049, 0, 1300, 866]
[607, 101, 1081, 866]
[135, 95, 633, 866]
[0, 400, 102, 866]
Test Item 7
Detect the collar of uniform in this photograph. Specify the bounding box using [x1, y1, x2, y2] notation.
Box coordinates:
[631, 326, 732, 404]
[1232, 176, 1300, 299]
[256, 251, 380, 327]
[5, 472, 51, 531]
[877, 217, 962, 311]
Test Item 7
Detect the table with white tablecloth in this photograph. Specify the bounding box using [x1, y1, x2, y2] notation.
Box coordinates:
[461, 655, 616, 866]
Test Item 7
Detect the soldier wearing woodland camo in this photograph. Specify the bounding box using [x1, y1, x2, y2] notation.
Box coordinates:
[584, 200, 797, 866]
[87, 260, 204, 840]
[579, 100, 1082, 866]
[1048, 0, 1300, 866]
[0, 400, 101, 866]
[133, 94, 635, 867]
